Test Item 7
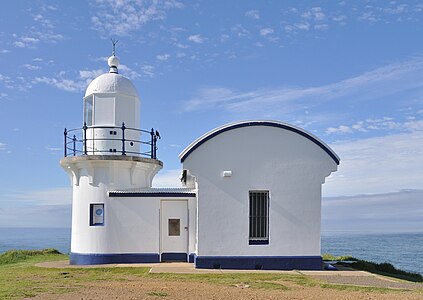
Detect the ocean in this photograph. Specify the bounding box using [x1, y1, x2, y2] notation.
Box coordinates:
[0, 228, 421, 275]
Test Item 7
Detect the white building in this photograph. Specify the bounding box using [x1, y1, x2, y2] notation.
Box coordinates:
[61, 53, 340, 270]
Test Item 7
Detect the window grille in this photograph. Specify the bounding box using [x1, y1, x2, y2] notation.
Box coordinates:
[249, 191, 269, 245]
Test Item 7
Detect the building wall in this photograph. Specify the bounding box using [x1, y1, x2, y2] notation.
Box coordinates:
[182, 125, 337, 258]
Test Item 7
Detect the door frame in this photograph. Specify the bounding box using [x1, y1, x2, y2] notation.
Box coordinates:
[159, 199, 189, 262]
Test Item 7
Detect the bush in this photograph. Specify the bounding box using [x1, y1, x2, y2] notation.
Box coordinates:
[0, 249, 62, 265]
[350, 259, 423, 282]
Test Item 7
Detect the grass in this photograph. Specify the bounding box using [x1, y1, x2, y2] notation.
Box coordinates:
[322, 253, 423, 282]
[0, 248, 63, 265]
[0, 249, 421, 299]
[320, 283, 412, 293]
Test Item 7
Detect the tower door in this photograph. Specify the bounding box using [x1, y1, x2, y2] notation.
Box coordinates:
[160, 200, 188, 262]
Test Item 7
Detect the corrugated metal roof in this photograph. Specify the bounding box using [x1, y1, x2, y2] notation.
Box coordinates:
[108, 187, 196, 198]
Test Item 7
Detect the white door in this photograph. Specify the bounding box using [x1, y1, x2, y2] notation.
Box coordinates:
[160, 200, 188, 261]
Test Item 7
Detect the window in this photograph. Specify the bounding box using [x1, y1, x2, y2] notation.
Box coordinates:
[249, 191, 269, 245]
[90, 204, 104, 226]
[168, 219, 180, 236]
[84, 96, 93, 126]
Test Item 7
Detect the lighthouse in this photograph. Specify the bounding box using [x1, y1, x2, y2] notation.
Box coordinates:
[61, 49, 163, 265]
[60, 47, 338, 269]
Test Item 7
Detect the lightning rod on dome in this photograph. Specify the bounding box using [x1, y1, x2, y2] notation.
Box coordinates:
[111, 38, 118, 56]
[108, 39, 120, 74]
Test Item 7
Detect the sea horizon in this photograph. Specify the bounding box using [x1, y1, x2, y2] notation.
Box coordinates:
[0, 227, 422, 275]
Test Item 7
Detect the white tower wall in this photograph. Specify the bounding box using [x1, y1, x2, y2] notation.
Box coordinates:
[62, 54, 163, 264]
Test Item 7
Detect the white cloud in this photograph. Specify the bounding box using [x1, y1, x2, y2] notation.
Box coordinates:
[326, 125, 352, 134]
[141, 65, 155, 78]
[358, 11, 379, 22]
[302, 7, 326, 21]
[285, 22, 310, 33]
[0, 204, 71, 228]
[118, 64, 141, 80]
[33, 68, 104, 92]
[0, 187, 71, 207]
[326, 118, 423, 135]
[333, 15, 347, 22]
[245, 10, 260, 20]
[220, 34, 230, 42]
[324, 130, 423, 197]
[12, 10, 63, 49]
[157, 53, 171, 61]
[91, 0, 183, 36]
[384, 4, 408, 14]
[187, 34, 206, 44]
[152, 169, 182, 187]
[231, 24, 250, 37]
[322, 190, 423, 232]
[182, 56, 423, 115]
[23, 64, 41, 70]
[314, 24, 329, 31]
[0, 142, 6, 150]
[260, 28, 274, 36]
[1, 49, 10, 54]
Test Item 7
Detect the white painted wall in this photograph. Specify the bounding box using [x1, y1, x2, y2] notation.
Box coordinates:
[61, 157, 164, 255]
[182, 125, 338, 257]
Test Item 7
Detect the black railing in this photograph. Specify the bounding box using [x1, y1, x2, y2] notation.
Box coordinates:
[64, 122, 160, 159]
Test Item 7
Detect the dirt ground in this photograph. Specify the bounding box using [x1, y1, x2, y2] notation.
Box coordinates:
[26, 276, 422, 300]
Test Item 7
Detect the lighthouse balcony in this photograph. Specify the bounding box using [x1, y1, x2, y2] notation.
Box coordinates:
[64, 122, 160, 159]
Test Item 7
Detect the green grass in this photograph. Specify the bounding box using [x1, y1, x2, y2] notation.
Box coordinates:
[349, 260, 423, 282]
[0, 249, 421, 299]
[320, 283, 411, 293]
[0, 248, 63, 265]
[149, 272, 298, 290]
[322, 253, 356, 262]
[322, 253, 423, 283]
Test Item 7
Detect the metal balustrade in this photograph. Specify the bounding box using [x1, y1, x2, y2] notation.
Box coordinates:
[64, 122, 160, 159]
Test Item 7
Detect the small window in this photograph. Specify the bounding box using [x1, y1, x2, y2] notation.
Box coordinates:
[249, 191, 269, 245]
[168, 219, 180, 236]
[90, 204, 104, 226]
[84, 96, 93, 126]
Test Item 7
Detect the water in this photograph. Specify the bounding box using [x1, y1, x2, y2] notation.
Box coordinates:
[322, 231, 423, 275]
[0, 228, 71, 254]
[0, 228, 421, 275]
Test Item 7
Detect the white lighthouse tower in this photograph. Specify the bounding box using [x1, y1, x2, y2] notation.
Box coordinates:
[61, 48, 163, 264]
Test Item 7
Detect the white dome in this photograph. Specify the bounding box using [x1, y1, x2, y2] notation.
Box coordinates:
[85, 72, 138, 98]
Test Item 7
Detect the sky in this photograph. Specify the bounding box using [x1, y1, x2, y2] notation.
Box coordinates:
[0, 0, 422, 232]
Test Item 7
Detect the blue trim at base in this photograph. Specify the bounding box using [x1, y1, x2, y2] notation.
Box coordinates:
[188, 253, 195, 263]
[194, 256, 323, 270]
[70, 253, 160, 265]
[161, 253, 187, 262]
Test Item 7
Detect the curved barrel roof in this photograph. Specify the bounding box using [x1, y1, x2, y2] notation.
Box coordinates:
[179, 120, 340, 165]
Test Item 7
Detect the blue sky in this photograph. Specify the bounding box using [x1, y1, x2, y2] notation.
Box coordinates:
[0, 0, 422, 231]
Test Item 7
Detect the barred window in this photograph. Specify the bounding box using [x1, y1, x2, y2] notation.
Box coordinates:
[249, 191, 269, 245]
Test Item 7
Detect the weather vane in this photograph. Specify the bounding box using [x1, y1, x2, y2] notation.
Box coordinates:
[111, 38, 118, 56]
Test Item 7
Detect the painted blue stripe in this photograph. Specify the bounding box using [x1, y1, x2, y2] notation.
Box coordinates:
[161, 253, 188, 262]
[194, 255, 323, 270]
[180, 121, 340, 165]
[188, 253, 196, 263]
[70, 252, 160, 265]
[109, 192, 196, 198]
